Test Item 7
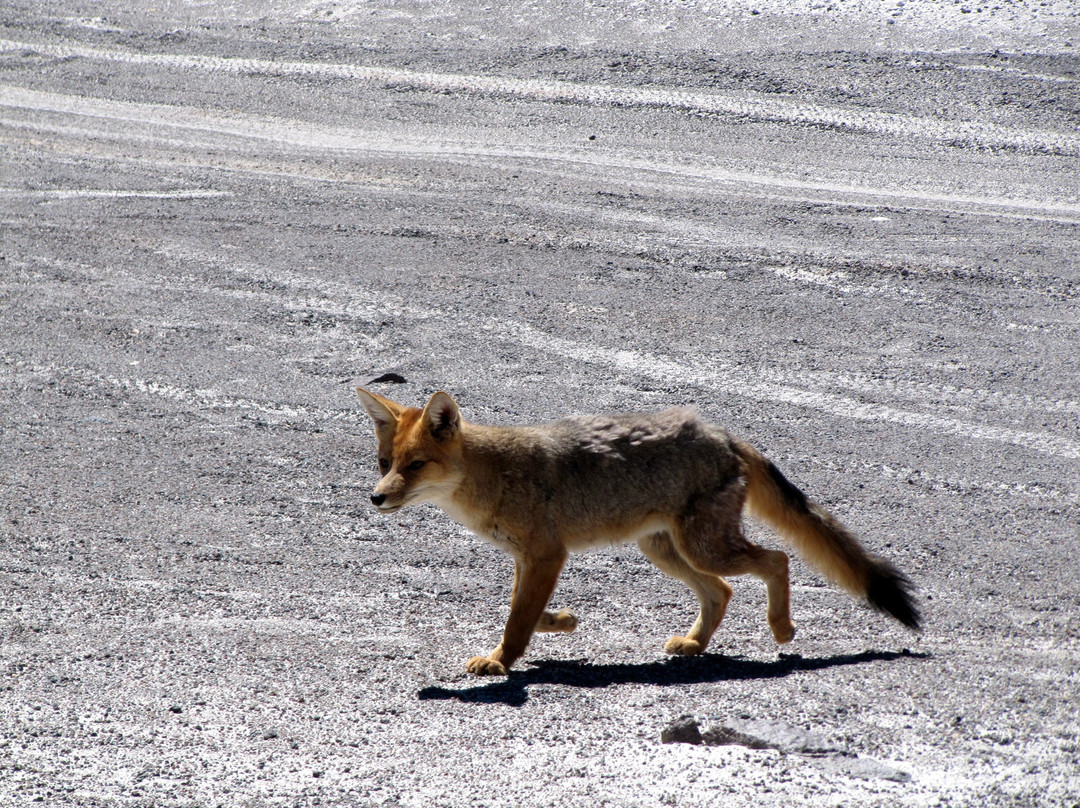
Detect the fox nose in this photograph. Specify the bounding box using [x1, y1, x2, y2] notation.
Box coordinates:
[370, 493, 386, 507]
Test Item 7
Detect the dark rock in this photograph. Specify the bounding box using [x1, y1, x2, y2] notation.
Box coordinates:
[660, 715, 703, 745]
[368, 372, 408, 384]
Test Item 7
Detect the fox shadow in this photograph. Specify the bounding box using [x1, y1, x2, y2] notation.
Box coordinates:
[416, 648, 926, 707]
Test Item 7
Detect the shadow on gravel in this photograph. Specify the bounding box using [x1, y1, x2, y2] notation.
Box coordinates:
[417, 649, 927, 706]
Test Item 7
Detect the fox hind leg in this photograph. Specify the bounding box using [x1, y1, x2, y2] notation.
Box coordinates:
[535, 609, 578, 633]
[735, 544, 795, 644]
[638, 531, 734, 656]
[674, 489, 796, 645]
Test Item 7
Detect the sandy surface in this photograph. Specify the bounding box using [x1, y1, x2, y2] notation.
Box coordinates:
[1, 1, 1079, 805]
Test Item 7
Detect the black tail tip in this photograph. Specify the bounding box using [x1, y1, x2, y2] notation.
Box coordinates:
[867, 562, 922, 630]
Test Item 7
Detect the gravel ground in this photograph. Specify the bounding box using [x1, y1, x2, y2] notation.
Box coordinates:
[1, 1, 1079, 805]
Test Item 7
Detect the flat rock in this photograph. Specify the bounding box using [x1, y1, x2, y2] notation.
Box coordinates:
[823, 755, 913, 783]
[704, 718, 841, 755]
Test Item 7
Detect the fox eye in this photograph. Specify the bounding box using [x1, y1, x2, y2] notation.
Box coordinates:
[407, 460, 426, 471]
[378, 458, 390, 473]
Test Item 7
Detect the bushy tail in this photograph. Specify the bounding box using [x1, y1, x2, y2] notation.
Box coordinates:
[734, 440, 921, 630]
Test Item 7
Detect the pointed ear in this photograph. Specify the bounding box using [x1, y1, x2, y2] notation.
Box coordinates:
[356, 388, 403, 441]
[421, 391, 461, 441]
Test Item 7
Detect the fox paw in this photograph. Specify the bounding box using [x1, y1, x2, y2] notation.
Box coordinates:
[536, 609, 578, 633]
[465, 656, 508, 676]
[663, 636, 704, 656]
[771, 621, 796, 644]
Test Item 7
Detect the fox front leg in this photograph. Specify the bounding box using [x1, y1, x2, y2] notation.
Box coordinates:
[466, 552, 567, 675]
[507, 558, 578, 635]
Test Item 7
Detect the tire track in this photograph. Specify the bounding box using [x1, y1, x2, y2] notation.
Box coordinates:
[7, 359, 357, 425]
[147, 244, 1080, 462]
[9, 355, 1078, 504]
[21, 250, 1078, 425]
[2, 35, 1077, 156]
[0, 188, 229, 200]
[3, 83, 1080, 224]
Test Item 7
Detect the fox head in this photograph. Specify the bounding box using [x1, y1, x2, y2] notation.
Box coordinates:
[356, 388, 465, 513]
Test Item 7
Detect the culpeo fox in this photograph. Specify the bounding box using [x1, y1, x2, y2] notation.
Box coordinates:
[357, 389, 920, 676]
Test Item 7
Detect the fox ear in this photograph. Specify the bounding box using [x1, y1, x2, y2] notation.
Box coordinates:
[356, 388, 403, 440]
[422, 391, 460, 441]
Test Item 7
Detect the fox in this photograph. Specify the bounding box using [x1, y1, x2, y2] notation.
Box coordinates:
[356, 388, 920, 675]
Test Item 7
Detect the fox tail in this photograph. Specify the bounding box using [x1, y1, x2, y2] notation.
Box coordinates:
[734, 440, 921, 630]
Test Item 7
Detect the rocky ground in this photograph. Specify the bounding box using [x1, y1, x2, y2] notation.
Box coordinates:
[1, 1, 1079, 805]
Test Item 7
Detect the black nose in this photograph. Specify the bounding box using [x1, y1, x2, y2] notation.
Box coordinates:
[370, 493, 386, 507]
